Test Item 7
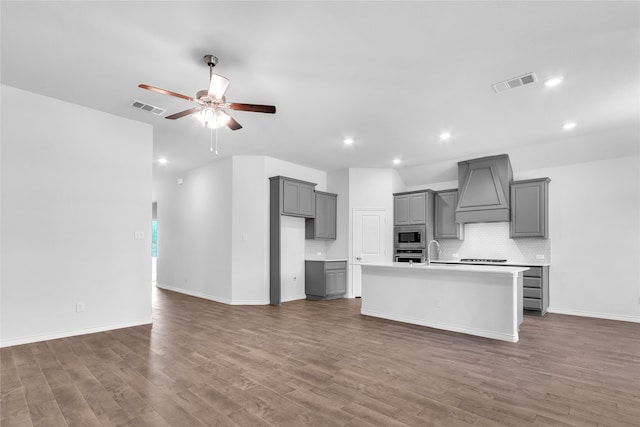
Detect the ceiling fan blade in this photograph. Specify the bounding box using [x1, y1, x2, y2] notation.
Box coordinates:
[165, 107, 201, 120]
[226, 116, 243, 131]
[228, 103, 276, 114]
[208, 74, 230, 100]
[138, 84, 195, 102]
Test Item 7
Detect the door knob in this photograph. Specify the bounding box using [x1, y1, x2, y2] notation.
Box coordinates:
[356, 256, 362, 261]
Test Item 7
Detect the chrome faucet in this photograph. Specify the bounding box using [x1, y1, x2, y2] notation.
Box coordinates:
[426, 240, 440, 265]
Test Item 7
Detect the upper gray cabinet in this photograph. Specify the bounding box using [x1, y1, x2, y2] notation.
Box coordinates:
[510, 178, 550, 238]
[394, 191, 431, 225]
[278, 176, 316, 218]
[456, 154, 513, 223]
[306, 191, 337, 240]
[434, 189, 464, 240]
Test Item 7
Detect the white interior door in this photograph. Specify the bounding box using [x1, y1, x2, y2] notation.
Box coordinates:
[352, 208, 387, 297]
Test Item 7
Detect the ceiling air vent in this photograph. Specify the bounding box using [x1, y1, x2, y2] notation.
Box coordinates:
[130, 100, 166, 116]
[491, 72, 537, 94]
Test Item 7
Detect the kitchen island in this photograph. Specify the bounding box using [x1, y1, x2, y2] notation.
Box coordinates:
[360, 263, 529, 342]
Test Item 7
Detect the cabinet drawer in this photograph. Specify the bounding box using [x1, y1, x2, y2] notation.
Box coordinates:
[524, 298, 543, 310]
[524, 277, 542, 288]
[325, 261, 346, 270]
[523, 288, 542, 299]
[524, 267, 542, 278]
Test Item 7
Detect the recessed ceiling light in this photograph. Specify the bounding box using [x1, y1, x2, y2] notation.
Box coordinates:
[158, 157, 169, 165]
[562, 122, 577, 130]
[343, 137, 354, 145]
[545, 76, 564, 87]
[392, 158, 401, 166]
[440, 132, 451, 141]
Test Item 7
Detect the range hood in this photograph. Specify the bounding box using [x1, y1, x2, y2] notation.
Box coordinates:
[456, 154, 513, 224]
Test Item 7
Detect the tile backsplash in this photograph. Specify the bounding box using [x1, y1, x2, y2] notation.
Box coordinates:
[438, 222, 551, 264]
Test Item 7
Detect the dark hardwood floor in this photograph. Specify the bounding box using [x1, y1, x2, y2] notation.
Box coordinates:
[2, 287, 639, 426]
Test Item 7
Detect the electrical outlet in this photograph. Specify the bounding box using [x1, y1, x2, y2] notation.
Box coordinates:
[535, 254, 545, 260]
[134, 230, 145, 240]
[76, 302, 85, 313]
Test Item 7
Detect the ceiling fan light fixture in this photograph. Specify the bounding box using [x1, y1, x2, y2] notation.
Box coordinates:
[194, 107, 230, 129]
[215, 110, 231, 127]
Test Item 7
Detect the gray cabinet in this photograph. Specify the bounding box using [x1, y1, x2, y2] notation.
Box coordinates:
[306, 191, 337, 240]
[521, 266, 549, 315]
[305, 260, 347, 300]
[394, 191, 433, 225]
[279, 177, 316, 218]
[510, 178, 550, 238]
[434, 189, 463, 240]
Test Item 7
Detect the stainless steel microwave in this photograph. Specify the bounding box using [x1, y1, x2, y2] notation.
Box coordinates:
[394, 225, 426, 249]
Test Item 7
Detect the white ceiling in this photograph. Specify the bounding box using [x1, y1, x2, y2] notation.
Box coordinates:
[2, 1, 639, 185]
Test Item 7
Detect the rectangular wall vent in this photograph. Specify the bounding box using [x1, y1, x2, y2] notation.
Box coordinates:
[130, 100, 166, 116]
[492, 73, 537, 94]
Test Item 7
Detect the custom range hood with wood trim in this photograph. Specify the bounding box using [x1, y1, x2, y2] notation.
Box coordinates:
[456, 154, 513, 223]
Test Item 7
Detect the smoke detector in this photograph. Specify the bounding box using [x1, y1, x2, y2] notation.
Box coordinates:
[491, 73, 537, 94]
[130, 100, 166, 116]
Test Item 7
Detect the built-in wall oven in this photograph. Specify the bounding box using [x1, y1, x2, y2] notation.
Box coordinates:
[394, 225, 427, 249]
[394, 249, 426, 263]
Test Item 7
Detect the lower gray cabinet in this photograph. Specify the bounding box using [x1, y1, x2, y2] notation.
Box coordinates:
[521, 265, 549, 315]
[305, 260, 346, 300]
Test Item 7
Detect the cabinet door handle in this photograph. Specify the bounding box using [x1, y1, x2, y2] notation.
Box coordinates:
[356, 256, 362, 261]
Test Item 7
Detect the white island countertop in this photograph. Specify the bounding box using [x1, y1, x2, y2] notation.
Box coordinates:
[362, 261, 529, 274]
[360, 262, 528, 342]
[431, 259, 551, 267]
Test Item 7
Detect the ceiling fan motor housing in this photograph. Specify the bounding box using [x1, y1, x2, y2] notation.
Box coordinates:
[203, 55, 218, 67]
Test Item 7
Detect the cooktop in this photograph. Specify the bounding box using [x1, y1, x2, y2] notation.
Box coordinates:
[460, 258, 508, 263]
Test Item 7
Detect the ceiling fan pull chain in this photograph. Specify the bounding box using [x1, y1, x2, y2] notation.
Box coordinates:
[209, 128, 219, 155]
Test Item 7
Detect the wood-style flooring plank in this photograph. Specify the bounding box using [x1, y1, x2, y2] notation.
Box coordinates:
[1, 287, 639, 426]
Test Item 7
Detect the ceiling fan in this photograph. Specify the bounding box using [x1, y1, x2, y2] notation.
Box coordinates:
[138, 54, 276, 131]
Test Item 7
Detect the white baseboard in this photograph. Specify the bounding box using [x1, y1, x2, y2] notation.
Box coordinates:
[547, 307, 640, 323]
[281, 293, 307, 303]
[156, 283, 270, 305]
[0, 318, 152, 348]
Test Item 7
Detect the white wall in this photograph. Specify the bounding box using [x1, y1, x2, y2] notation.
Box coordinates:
[348, 168, 402, 262]
[516, 155, 640, 321]
[156, 158, 233, 303]
[345, 168, 404, 296]
[231, 156, 268, 303]
[1, 85, 152, 347]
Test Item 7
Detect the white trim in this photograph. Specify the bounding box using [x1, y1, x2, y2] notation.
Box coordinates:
[361, 308, 519, 343]
[547, 307, 640, 323]
[156, 283, 270, 305]
[281, 293, 307, 303]
[0, 318, 152, 348]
